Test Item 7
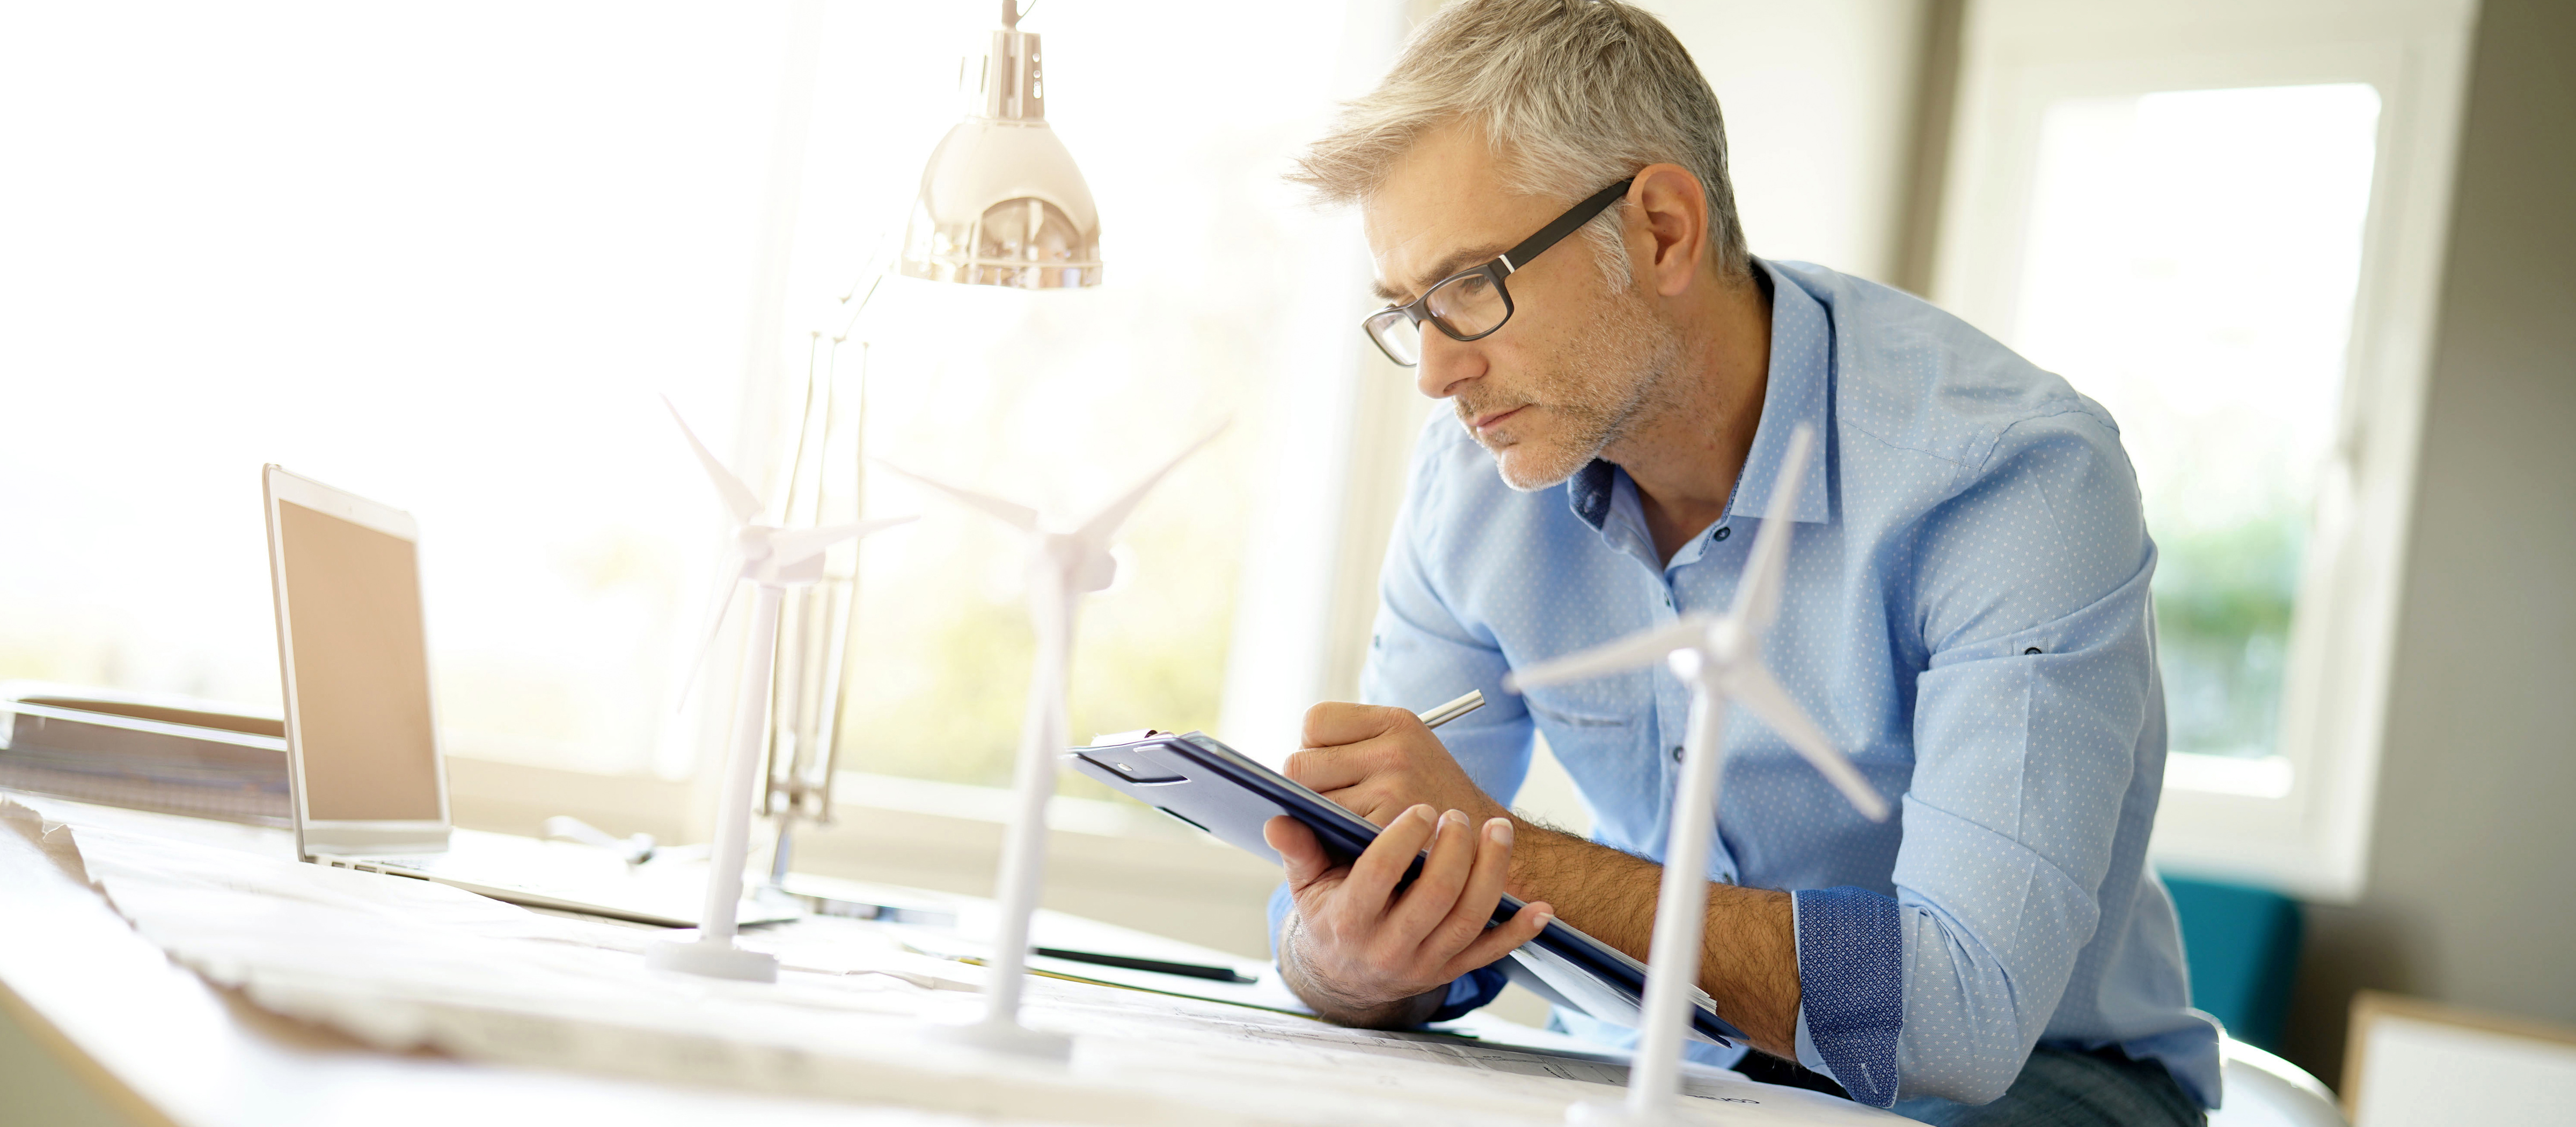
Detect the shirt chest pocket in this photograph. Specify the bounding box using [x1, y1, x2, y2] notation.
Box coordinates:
[1519, 681, 1651, 804]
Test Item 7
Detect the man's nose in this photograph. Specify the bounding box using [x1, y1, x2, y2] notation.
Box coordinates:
[1414, 330, 1487, 399]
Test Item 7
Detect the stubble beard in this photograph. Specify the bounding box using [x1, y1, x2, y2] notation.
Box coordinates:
[1460, 281, 1687, 493]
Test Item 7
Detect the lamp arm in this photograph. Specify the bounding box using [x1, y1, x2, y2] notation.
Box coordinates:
[822, 226, 901, 344]
[763, 235, 892, 832]
[807, 340, 871, 821]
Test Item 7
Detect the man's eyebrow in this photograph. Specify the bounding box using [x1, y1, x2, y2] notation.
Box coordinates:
[1371, 244, 1510, 304]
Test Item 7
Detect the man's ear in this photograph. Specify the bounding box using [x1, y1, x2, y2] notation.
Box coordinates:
[1628, 163, 1710, 298]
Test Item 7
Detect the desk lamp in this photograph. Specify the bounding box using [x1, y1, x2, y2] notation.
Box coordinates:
[755, 0, 1104, 889]
[898, 0, 1102, 289]
[1505, 426, 1891, 1125]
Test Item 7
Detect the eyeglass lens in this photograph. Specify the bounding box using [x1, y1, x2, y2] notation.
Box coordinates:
[1368, 270, 1512, 366]
[1366, 308, 1423, 366]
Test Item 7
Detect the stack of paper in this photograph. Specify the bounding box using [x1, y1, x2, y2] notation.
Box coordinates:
[39, 804, 1895, 1126]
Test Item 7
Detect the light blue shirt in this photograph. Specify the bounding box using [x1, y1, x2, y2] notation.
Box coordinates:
[1357, 260, 2220, 1109]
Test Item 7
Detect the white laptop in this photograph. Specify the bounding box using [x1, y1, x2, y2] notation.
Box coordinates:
[260, 464, 790, 928]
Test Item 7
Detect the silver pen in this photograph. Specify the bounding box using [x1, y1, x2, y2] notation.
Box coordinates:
[1415, 689, 1485, 729]
[1107, 691, 1482, 747]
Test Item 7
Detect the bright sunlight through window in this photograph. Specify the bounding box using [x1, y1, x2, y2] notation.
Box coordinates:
[2011, 83, 2382, 769]
[0, 2, 1359, 790]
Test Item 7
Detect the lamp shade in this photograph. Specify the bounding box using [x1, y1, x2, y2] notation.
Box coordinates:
[898, 27, 1101, 289]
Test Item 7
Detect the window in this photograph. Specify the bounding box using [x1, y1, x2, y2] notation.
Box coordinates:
[0, 3, 792, 777]
[1935, 0, 2478, 900]
[0, 2, 1368, 803]
[2014, 83, 2382, 781]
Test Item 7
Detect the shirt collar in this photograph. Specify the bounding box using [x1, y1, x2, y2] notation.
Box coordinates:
[1731, 258, 1833, 526]
[1568, 459, 1618, 529]
[1564, 257, 1834, 532]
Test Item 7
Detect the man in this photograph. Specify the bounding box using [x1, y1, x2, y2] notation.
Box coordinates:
[1259, 2, 2220, 1124]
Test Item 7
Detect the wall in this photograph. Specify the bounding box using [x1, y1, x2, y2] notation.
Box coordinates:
[1643, 0, 1934, 286]
[2280, 0, 2576, 1087]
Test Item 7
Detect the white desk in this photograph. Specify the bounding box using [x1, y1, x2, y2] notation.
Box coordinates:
[0, 794, 1898, 1126]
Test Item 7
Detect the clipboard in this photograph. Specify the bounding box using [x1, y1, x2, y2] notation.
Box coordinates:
[1066, 731, 1743, 1046]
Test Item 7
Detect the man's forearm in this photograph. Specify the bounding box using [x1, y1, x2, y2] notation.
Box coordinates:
[1505, 818, 1802, 1057]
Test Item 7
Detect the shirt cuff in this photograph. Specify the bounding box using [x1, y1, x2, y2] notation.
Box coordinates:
[1792, 886, 1904, 1107]
[1266, 882, 1294, 959]
[1429, 965, 1509, 1021]
[1266, 882, 1505, 1024]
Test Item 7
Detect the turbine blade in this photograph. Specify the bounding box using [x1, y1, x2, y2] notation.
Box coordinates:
[1075, 420, 1230, 545]
[766, 514, 917, 569]
[662, 395, 765, 526]
[1729, 423, 1818, 635]
[1503, 618, 1711, 692]
[677, 554, 747, 707]
[1723, 661, 1889, 821]
[872, 459, 1040, 532]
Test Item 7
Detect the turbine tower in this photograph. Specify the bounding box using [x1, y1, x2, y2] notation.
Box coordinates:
[1507, 425, 1887, 1124]
[877, 421, 1226, 1057]
[649, 396, 913, 984]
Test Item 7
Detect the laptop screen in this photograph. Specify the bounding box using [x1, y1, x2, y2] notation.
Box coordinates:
[275, 499, 442, 822]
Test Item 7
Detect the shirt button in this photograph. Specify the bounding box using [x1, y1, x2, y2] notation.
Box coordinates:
[1670, 745, 1685, 763]
[1714, 526, 1731, 541]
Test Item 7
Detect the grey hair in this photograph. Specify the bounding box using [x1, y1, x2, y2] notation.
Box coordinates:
[1290, 0, 1751, 283]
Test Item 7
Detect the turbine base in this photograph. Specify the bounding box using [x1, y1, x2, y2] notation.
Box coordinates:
[646, 937, 779, 983]
[929, 1014, 1073, 1061]
[1566, 1097, 1690, 1126]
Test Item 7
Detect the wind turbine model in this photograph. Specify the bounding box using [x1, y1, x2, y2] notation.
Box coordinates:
[1504, 425, 1890, 1125]
[876, 422, 1226, 1058]
[648, 396, 914, 984]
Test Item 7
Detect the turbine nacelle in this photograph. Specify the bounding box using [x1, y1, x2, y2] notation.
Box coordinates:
[662, 396, 915, 697]
[1702, 616, 1753, 667]
[1665, 646, 1704, 683]
[1039, 530, 1118, 594]
[875, 421, 1227, 599]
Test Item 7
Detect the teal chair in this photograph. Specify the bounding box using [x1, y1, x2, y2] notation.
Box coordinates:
[2162, 872, 2304, 1051]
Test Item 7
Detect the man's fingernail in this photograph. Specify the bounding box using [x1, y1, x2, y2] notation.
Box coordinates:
[1489, 819, 1513, 846]
[1442, 809, 1467, 829]
[1409, 804, 1436, 823]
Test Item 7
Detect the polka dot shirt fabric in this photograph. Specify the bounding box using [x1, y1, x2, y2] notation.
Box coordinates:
[1358, 259, 2220, 1109]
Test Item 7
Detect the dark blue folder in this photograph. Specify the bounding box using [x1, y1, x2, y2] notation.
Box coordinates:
[1067, 730, 1743, 1046]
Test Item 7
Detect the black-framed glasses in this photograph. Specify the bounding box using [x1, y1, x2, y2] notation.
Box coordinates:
[1362, 177, 1635, 367]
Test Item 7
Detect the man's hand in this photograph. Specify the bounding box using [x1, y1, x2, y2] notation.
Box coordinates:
[1266, 804, 1553, 1028]
[1287, 702, 1508, 828]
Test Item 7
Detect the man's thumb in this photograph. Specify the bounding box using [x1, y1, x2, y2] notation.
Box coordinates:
[1264, 815, 1329, 887]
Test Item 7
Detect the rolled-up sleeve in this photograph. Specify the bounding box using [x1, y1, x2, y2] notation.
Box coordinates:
[1792, 410, 2156, 1106]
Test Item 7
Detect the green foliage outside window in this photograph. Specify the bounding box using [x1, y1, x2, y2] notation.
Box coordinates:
[2152, 513, 2303, 758]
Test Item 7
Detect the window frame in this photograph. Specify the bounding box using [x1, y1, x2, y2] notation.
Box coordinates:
[1931, 0, 2480, 902]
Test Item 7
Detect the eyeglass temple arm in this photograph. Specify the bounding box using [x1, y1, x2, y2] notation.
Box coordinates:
[1497, 178, 1636, 274]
